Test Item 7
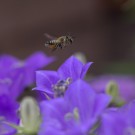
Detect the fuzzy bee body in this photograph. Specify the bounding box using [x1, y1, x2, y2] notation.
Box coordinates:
[45, 35, 74, 51]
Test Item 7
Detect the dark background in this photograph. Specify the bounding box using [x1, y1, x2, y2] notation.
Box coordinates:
[0, 0, 135, 75]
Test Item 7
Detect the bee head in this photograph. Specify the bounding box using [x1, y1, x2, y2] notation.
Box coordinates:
[66, 35, 74, 44]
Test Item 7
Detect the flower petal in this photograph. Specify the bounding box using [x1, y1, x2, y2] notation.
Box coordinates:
[98, 108, 127, 135]
[33, 70, 59, 95]
[0, 54, 19, 75]
[0, 94, 19, 135]
[80, 62, 93, 78]
[57, 56, 83, 81]
[93, 94, 111, 118]
[25, 51, 55, 68]
[65, 79, 96, 130]
[39, 98, 67, 134]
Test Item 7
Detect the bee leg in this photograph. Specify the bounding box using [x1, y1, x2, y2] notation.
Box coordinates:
[60, 46, 63, 50]
[58, 44, 63, 49]
[51, 45, 58, 52]
[51, 48, 57, 52]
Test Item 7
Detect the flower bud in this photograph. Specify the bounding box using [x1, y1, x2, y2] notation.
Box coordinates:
[106, 81, 125, 106]
[20, 96, 41, 134]
[74, 52, 87, 64]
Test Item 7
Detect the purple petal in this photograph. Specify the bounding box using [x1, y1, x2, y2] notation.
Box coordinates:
[0, 54, 18, 68]
[33, 70, 59, 95]
[0, 94, 19, 135]
[0, 54, 19, 75]
[92, 94, 111, 118]
[65, 79, 111, 131]
[24, 51, 55, 85]
[0, 69, 26, 100]
[25, 51, 55, 68]
[65, 79, 96, 114]
[39, 80, 111, 134]
[0, 95, 18, 121]
[9, 68, 26, 99]
[98, 108, 127, 135]
[80, 62, 93, 78]
[57, 56, 84, 81]
[65, 79, 97, 130]
[38, 126, 66, 135]
[121, 100, 135, 127]
[39, 98, 68, 134]
[40, 98, 67, 120]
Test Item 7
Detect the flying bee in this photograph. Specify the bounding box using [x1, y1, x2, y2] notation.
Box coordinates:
[44, 34, 74, 51]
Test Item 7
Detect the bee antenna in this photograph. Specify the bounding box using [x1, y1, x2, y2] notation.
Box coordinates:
[67, 32, 75, 38]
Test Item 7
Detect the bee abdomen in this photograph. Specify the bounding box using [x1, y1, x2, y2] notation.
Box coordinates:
[45, 40, 57, 47]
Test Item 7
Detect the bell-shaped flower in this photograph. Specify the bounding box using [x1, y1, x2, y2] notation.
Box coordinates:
[97, 100, 135, 135]
[33, 56, 92, 99]
[0, 51, 54, 99]
[39, 80, 111, 135]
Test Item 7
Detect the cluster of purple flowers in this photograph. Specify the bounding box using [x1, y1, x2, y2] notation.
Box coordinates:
[1, 52, 135, 135]
[0, 51, 54, 134]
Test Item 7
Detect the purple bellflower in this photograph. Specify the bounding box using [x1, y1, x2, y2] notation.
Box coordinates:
[0, 70, 25, 100]
[0, 51, 54, 134]
[90, 75, 135, 103]
[33, 56, 92, 99]
[96, 108, 127, 135]
[0, 54, 18, 75]
[97, 100, 135, 135]
[39, 79, 111, 135]
[0, 93, 19, 135]
[0, 71, 20, 134]
[0, 51, 54, 99]
[0, 51, 54, 86]
[17, 51, 55, 86]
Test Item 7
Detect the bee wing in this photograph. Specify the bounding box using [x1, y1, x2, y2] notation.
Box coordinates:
[44, 33, 57, 40]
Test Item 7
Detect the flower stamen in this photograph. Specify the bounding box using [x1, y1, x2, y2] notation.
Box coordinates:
[64, 107, 80, 122]
[52, 77, 72, 97]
